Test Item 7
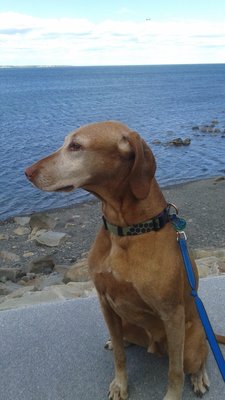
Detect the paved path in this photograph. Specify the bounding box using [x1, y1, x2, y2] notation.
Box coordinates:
[0, 276, 225, 400]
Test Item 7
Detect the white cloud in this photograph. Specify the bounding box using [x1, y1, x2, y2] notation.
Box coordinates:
[0, 12, 225, 65]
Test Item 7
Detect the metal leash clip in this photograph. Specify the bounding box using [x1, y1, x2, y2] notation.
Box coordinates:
[167, 203, 179, 215]
[177, 230, 187, 241]
[167, 203, 187, 232]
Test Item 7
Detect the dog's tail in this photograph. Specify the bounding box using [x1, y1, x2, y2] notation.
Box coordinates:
[216, 334, 225, 345]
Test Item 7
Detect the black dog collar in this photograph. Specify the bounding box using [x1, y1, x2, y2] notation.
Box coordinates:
[102, 206, 170, 237]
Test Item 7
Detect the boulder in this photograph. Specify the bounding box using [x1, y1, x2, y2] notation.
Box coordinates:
[214, 176, 225, 183]
[168, 138, 183, 146]
[0, 283, 12, 296]
[14, 216, 30, 226]
[196, 256, 221, 278]
[54, 265, 70, 275]
[0, 268, 21, 283]
[199, 126, 210, 133]
[32, 273, 64, 290]
[63, 258, 89, 283]
[193, 248, 225, 259]
[13, 226, 30, 236]
[29, 213, 56, 232]
[0, 281, 96, 311]
[168, 138, 191, 146]
[182, 138, 191, 146]
[34, 231, 68, 247]
[218, 259, 225, 273]
[27, 255, 55, 274]
[152, 139, 161, 145]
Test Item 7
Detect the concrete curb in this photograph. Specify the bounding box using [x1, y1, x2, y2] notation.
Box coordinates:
[0, 276, 224, 400]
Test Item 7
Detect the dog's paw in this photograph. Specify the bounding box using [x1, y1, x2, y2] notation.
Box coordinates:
[105, 338, 131, 351]
[105, 339, 113, 350]
[190, 366, 210, 397]
[108, 379, 128, 400]
[163, 393, 181, 400]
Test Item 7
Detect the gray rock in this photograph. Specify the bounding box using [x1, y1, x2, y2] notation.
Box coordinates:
[14, 216, 30, 226]
[199, 126, 209, 133]
[218, 259, 225, 273]
[0, 283, 12, 296]
[0, 281, 96, 310]
[0, 268, 21, 283]
[28, 256, 55, 274]
[168, 138, 191, 146]
[193, 248, 225, 259]
[0, 251, 20, 263]
[33, 273, 64, 290]
[192, 126, 199, 130]
[63, 258, 89, 283]
[54, 265, 70, 275]
[168, 138, 183, 146]
[182, 138, 191, 146]
[26, 273, 36, 280]
[23, 252, 35, 258]
[13, 226, 30, 236]
[20, 276, 30, 283]
[0, 234, 9, 241]
[29, 213, 56, 232]
[214, 176, 225, 183]
[196, 256, 220, 278]
[152, 139, 161, 145]
[207, 127, 214, 133]
[34, 231, 68, 247]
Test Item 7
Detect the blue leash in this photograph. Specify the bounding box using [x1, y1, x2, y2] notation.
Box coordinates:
[176, 227, 225, 382]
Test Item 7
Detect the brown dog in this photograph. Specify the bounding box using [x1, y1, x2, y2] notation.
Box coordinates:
[26, 121, 220, 399]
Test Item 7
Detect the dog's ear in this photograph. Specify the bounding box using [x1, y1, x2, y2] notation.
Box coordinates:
[126, 131, 156, 200]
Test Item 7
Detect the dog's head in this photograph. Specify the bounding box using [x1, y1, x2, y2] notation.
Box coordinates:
[25, 121, 156, 200]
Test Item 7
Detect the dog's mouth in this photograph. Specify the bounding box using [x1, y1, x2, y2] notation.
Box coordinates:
[55, 185, 75, 192]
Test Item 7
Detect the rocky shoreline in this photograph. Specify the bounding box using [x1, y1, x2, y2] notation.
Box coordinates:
[151, 118, 225, 146]
[0, 176, 225, 311]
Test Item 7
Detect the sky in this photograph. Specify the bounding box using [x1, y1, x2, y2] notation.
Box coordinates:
[0, 0, 225, 66]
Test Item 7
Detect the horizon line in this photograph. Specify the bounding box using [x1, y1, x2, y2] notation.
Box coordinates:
[1, 62, 225, 69]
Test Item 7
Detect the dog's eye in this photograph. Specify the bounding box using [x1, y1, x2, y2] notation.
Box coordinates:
[68, 142, 82, 151]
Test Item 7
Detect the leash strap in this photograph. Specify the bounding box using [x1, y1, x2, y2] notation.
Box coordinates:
[177, 231, 225, 382]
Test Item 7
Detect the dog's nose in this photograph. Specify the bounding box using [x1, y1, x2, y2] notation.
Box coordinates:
[25, 166, 35, 180]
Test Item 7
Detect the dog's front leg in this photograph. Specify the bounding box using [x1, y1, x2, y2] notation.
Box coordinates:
[163, 305, 185, 400]
[99, 295, 128, 400]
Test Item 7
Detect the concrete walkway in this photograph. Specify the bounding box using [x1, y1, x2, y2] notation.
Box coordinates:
[0, 276, 224, 400]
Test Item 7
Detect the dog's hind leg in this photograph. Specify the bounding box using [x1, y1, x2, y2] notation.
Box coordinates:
[105, 321, 149, 350]
[190, 363, 210, 397]
[184, 319, 210, 396]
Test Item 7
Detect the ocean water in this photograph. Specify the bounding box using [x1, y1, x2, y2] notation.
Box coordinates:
[0, 64, 225, 221]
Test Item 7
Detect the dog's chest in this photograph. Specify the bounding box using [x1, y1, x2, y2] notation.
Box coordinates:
[90, 234, 161, 325]
[94, 269, 158, 327]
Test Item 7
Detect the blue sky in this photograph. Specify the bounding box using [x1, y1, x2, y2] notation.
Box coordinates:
[0, 0, 225, 65]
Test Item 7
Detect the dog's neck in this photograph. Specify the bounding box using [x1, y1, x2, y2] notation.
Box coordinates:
[85, 178, 167, 227]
